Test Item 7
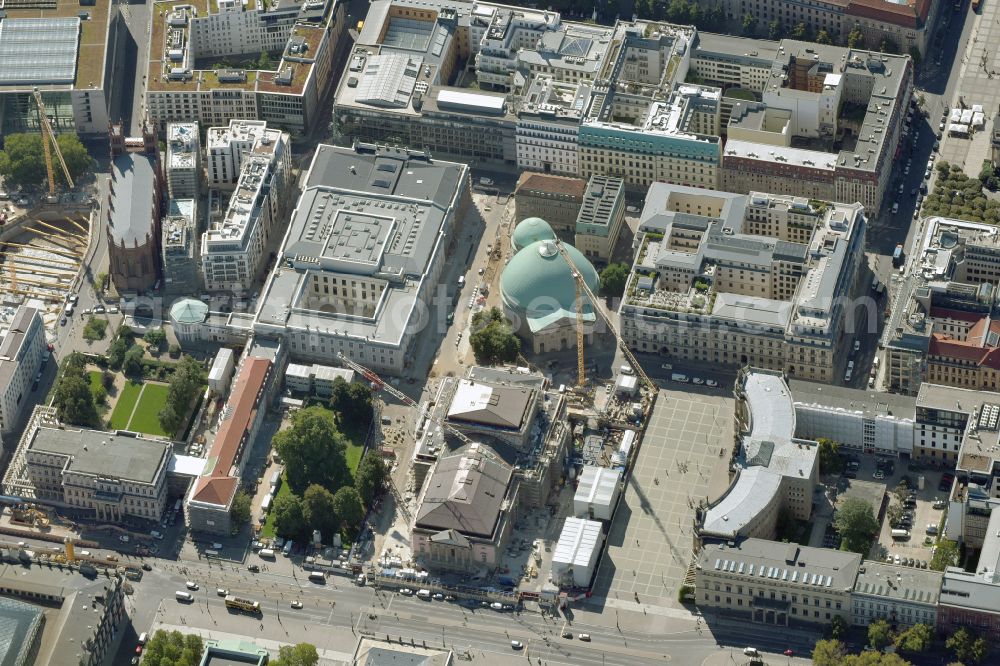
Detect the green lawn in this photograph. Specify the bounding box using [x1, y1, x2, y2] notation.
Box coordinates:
[127, 383, 170, 437]
[88, 371, 103, 393]
[108, 381, 143, 430]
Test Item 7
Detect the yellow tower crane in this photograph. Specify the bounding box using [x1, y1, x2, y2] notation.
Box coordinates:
[553, 240, 655, 392]
[32, 88, 75, 198]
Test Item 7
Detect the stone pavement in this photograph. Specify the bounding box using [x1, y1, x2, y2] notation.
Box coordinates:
[592, 388, 735, 610]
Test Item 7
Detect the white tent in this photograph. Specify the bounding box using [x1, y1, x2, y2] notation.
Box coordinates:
[551, 518, 603, 588]
[948, 123, 970, 136]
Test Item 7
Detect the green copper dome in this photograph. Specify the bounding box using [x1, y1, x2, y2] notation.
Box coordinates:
[500, 239, 600, 333]
[511, 217, 556, 252]
[169, 298, 208, 324]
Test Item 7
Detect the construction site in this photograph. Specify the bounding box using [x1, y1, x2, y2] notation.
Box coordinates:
[0, 91, 95, 331]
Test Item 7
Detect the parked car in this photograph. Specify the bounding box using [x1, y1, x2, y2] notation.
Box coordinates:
[511, 641, 524, 650]
[291, 600, 303, 609]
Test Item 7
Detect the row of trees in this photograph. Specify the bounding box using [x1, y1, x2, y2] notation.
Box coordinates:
[140, 631, 317, 666]
[0, 132, 91, 189]
[158, 355, 206, 438]
[815, 624, 988, 665]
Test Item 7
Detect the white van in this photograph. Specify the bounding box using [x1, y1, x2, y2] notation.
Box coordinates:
[416, 589, 432, 598]
[175, 591, 194, 602]
[619, 364, 634, 376]
[138, 632, 148, 646]
[308, 571, 326, 583]
[259, 548, 276, 558]
[282, 540, 294, 556]
[457, 276, 465, 288]
[891, 529, 910, 540]
[670, 373, 688, 383]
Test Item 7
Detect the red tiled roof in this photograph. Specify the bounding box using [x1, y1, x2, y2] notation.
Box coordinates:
[928, 333, 1000, 371]
[516, 172, 587, 198]
[190, 357, 270, 506]
[930, 307, 985, 324]
[846, 0, 928, 27]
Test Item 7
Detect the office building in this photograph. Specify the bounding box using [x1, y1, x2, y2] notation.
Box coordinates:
[619, 184, 866, 382]
[0, 563, 125, 666]
[695, 538, 860, 627]
[201, 121, 292, 293]
[146, 0, 346, 134]
[3, 406, 171, 524]
[883, 216, 1000, 394]
[162, 198, 200, 294]
[513, 173, 586, 240]
[515, 76, 590, 176]
[186, 356, 273, 534]
[0, 305, 46, 437]
[284, 363, 354, 397]
[166, 122, 200, 198]
[852, 561, 941, 629]
[938, 567, 1000, 640]
[0, 0, 126, 136]
[412, 442, 518, 573]
[106, 122, 163, 293]
[698, 370, 818, 541]
[715, 0, 940, 56]
[574, 175, 624, 263]
[252, 142, 470, 375]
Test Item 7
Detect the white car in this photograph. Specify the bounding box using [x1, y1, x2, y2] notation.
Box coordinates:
[150, 530, 163, 540]
[217, 588, 228, 596]
[692, 377, 705, 385]
[119, 535, 130, 543]
[291, 600, 303, 609]
[511, 641, 524, 650]
[400, 588, 414, 596]
[706, 379, 718, 388]
[186, 581, 199, 591]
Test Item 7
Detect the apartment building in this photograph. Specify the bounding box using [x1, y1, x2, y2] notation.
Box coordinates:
[0, 306, 46, 437]
[201, 121, 292, 293]
[574, 175, 625, 263]
[252, 142, 471, 375]
[852, 561, 941, 629]
[938, 566, 1000, 641]
[146, 0, 346, 134]
[717, 0, 939, 56]
[166, 122, 200, 198]
[695, 539, 860, 627]
[698, 369, 818, 542]
[513, 173, 587, 240]
[4, 407, 170, 524]
[883, 217, 1000, 395]
[619, 184, 866, 382]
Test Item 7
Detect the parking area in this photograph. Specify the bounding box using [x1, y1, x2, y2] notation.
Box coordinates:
[591, 388, 734, 608]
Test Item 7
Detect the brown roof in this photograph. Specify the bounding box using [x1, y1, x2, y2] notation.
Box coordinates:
[516, 172, 587, 198]
[190, 357, 270, 506]
[928, 334, 1000, 372]
[846, 0, 929, 27]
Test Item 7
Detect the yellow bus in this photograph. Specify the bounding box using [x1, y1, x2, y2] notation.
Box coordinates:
[224, 595, 261, 614]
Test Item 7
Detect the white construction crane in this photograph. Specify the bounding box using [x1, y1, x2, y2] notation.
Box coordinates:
[552, 240, 656, 392]
[336, 353, 477, 447]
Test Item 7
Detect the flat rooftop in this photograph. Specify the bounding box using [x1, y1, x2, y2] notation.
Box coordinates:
[853, 561, 942, 605]
[167, 122, 199, 170]
[0, 0, 113, 92]
[28, 426, 171, 484]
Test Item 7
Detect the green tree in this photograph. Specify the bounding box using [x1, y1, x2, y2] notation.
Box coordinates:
[141, 630, 203, 666]
[53, 374, 100, 427]
[273, 406, 350, 494]
[355, 451, 389, 506]
[257, 50, 274, 70]
[817, 437, 844, 475]
[830, 614, 849, 640]
[0, 132, 90, 188]
[302, 484, 338, 540]
[230, 489, 252, 526]
[816, 29, 833, 45]
[82, 316, 108, 342]
[332, 486, 365, 533]
[834, 497, 879, 554]
[791, 22, 809, 40]
[143, 328, 166, 350]
[931, 539, 960, 571]
[895, 623, 932, 653]
[469, 308, 520, 365]
[329, 377, 374, 429]
[122, 345, 144, 377]
[271, 643, 319, 666]
[666, 0, 689, 23]
[848, 29, 865, 49]
[767, 19, 783, 40]
[599, 262, 630, 297]
[812, 639, 847, 666]
[947, 627, 989, 664]
[158, 355, 206, 437]
[272, 493, 307, 539]
[868, 619, 893, 651]
[741, 12, 758, 36]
